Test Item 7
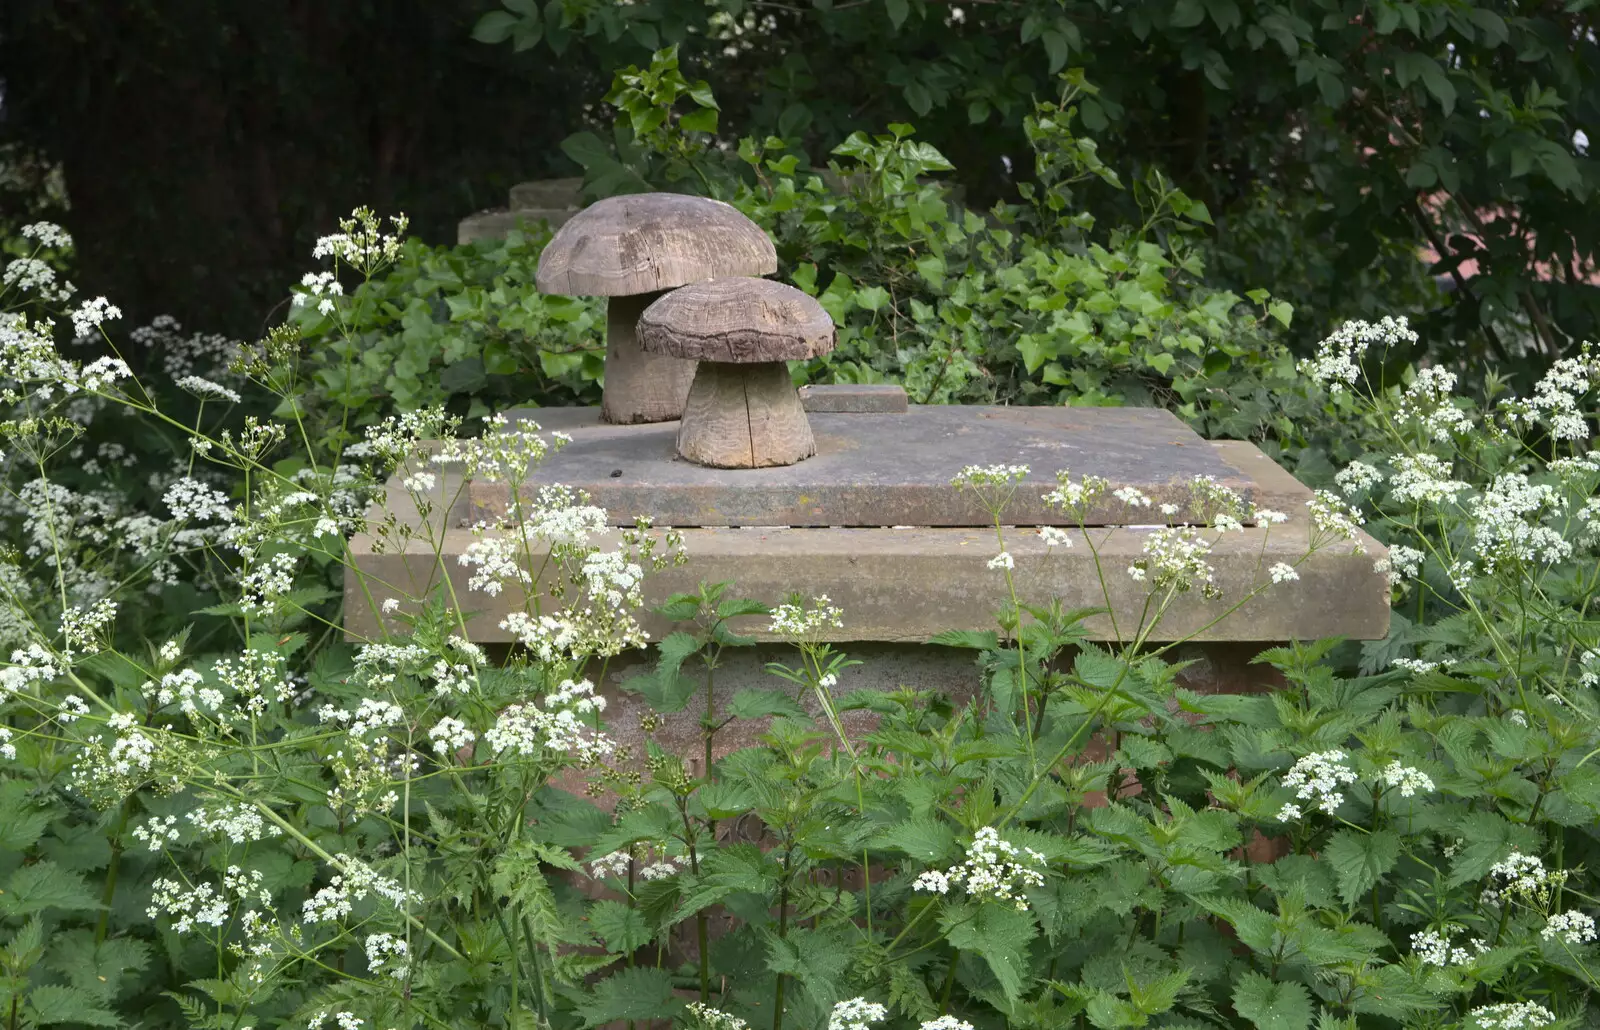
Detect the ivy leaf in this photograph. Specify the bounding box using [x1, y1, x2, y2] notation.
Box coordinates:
[1322, 829, 1400, 908]
[1232, 972, 1312, 1030]
[576, 967, 683, 1027]
[471, 10, 519, 43]
[587, 900, 652, 954]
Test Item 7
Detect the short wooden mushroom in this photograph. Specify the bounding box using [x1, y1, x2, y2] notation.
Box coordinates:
[535, 193, 776, 425]
[638, 277, 835, 468]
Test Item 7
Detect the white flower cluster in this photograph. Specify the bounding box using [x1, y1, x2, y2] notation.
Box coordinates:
[1381, 761, 1435, 797]
[913, 826, 1047, 911]
[1037, 526, 1072, 547]
[485, 679, 612, 765]
[427, 716, 476, 757]
[1410, 926, 1486, 967]
[1298, 317, 1418, 391]
[239, 552, 298, 617]
[1043, 470, 1109, 513]
[1276, 750, 1357, 821]
[951, 464, 1029, 488]
[588, 842, 682, 882]
[132, 815, 180, 851]
[686, 1003, 749, 1030]
[60, 598, 117, 657]
[1503, 352, 1599, 441]
[293, 271, 345, 316]
[311, 207, 409, 274]
[1373, 544, 1425, 586]
[1468, 1002, 1556, 1030]
[163, 477, 236, 523]
[148, 866, 271, 934]
[70, 296, 122, 339]
[1, 643, 60, 697]
[363, 932, 411, 979]
[1542, 910, 1598, 946]
[918, 1019, 974, 1030]
[301, 855, 420, 924]
[1389, 453, 1470, 506]
[1269, 562, 1299, 583]
[1306, 490, 1366, 552]
[1335, 461, 1385, 496]
[21, 221, 72, 248]
[188, 803, 282, 844]
[307, 1013, 367, 1030]
[459, 530, 534, 597]
[1468, 473, 1570, 571]
[175, 375, 242, 403]
[827, 998, 888, 1030]
[769, 595, 844, 638]
[1484, 852, 1568, 907]
[987, 551, 1014, 571]
[1396, 366, 1473, 441]
[1128, 528, 1219, 599]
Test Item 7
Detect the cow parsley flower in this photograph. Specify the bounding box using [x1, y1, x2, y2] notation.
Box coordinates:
[1276, 750, 1357, 820]
[827, 999, 887, 1030]
[1410, 926, 1485, 967]
[427, 716, 475, 757]
[1542, 910, 1597, 945]
[1468, 1002, 1556, 1030]
[1298, 317, 1417, 391]
[1381, 761, 1435, 797]
[769, 595, 844, 637]
[919, 1020, 975, 1030]
[913, 827, 1046, 911]
[987, 551, 1014, 570]
[686, 1003, 749, 1030]
[363, 932, 410, 979]
[1484, 852, 1567, 906]
[1269, 562, 1299, 583]
[1037, 526, 1072, 546]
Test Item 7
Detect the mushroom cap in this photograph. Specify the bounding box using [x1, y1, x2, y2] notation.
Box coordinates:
[638, 277, 836, 363]
[535, 193, 777, 297]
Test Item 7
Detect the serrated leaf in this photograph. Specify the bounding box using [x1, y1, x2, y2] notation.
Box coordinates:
[1232, 972, 1311, 1030]
[928, 629, 1000, 650]
[872, 816, 958, 862]
[587, 900, 652, 954]
[1323, 829, 1399, 907]
[0, 862, 100, 917]
[942, 902, 1036, 1002]
[697, 781, 756, 819]
[25, 984, 122, 1027]
[577, 967, 683, 1027]
[728, 689, 807, 720]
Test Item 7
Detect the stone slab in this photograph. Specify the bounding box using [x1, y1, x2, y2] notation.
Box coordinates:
[346, 440, 1388, 645]
[473, 405, 1256, 527]
[510, 178, 582, 211]
[798, 383, 909, 413]
[455, 208, 574, 245]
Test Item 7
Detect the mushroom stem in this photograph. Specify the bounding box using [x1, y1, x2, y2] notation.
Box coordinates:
[677, 360, 815, 469]
[601, 291, 697, 424]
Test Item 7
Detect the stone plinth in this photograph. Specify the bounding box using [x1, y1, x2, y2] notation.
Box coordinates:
[469, 406, 1259, 528]
[344, 411, 1387, 645]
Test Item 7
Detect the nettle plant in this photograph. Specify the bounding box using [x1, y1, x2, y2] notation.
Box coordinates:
[2, 202, 1600, 1030]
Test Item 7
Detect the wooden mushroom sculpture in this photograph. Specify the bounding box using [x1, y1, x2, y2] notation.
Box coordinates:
[638, 277, 835, 468]
[535, 193, 777, 425]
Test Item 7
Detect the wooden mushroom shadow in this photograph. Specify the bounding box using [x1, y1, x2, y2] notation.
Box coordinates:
[638, 278, 835, 468]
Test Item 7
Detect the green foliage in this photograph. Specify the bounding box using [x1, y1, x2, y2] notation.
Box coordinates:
[472, 0, 1600, 372]
[295, 226, 604, 425]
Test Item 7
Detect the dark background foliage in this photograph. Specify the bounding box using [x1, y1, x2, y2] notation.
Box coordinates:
[1, 0, 1595, 367]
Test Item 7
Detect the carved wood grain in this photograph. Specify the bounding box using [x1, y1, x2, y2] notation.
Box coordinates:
[676, 361, 815, 468]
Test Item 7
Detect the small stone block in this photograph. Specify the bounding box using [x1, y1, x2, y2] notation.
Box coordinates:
[799, 384, 909, 414]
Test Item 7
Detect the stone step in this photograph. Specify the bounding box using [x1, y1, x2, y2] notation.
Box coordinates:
[456, 207, 576, 246]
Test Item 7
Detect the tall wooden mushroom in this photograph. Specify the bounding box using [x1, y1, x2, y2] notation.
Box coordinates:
[535, 193, 777, 425]
[637, 277, 835, 468]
